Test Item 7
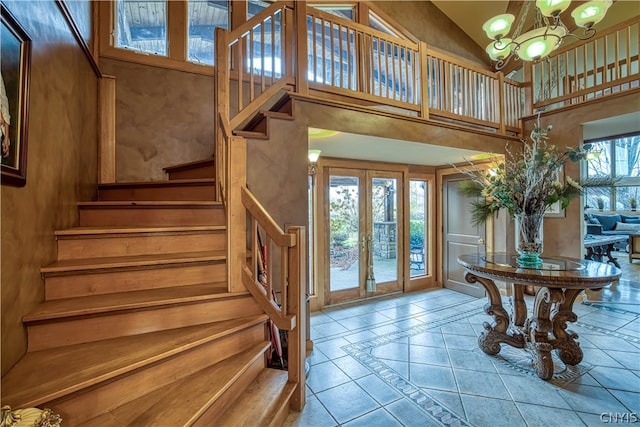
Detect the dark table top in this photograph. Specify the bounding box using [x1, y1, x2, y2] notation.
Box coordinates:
[458, 252, 622, 289]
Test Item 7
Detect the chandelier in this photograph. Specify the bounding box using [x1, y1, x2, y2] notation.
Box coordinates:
[483, 0, 612, 70]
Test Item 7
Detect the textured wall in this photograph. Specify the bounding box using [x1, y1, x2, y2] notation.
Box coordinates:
[372, 1, 488, 66]
[100, 59, 216, 181]
[1, 0, 99, 374]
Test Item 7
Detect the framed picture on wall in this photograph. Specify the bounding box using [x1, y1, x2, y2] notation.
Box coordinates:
[545, 167, 566, 218]
[1, 6, 31, 187]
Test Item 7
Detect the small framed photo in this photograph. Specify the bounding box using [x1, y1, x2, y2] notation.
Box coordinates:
[545, 201, 565, 218]
[1, 7, 31, 187]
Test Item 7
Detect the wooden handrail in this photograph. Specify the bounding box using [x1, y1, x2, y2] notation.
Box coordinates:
[242, 265, 296, 331]
[241, 187, 296, 248]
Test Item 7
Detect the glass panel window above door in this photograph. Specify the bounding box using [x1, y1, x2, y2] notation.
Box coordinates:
[188, 0, 229, 65]
[116, 0, 168, 56]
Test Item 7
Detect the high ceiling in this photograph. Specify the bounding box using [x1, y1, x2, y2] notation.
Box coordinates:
[431, 0, 640, 55]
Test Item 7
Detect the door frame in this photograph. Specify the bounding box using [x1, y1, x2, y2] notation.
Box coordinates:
[311, 157, 411, 310]
[436, 165, 497, 293]
[323, 167, 404, 306]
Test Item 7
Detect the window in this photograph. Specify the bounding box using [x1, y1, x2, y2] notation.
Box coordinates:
[188, 0, 229, 65]
[107, 0, 230, 70]
[248, 0, 271, 18]
[585, 133, 640, 211]
[116, 0, 168, 56]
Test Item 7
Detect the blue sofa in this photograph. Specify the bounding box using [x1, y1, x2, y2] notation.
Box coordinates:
[585, 213, 640, 250]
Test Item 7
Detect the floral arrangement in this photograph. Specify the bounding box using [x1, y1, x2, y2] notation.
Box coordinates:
[457, 119, 593, 226]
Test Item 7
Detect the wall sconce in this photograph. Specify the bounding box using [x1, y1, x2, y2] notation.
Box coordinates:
[308, 149, 321, 185]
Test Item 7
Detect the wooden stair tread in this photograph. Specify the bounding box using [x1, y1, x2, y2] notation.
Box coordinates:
[163, 158, 215, 173]
[233, 130, 269, 139]
[98, 179, 215, 188]
[78, 201, 222, 207]
[55, 225, 225, 237]
[24, 283, 233, 322]
[41, 250, 226, 274]
[78, 341, 271, 427]
[1, 316, 269, 408]
[216, 368, 294, 427]
[262, 110, 294, 121]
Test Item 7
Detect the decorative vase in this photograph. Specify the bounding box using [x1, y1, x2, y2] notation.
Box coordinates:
[515, 213, 544, 267]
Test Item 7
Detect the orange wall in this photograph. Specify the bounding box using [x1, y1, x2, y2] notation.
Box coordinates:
[1, 1, 99, 375]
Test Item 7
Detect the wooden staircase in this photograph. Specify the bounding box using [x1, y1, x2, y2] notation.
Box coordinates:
[0, 159, 297, 426]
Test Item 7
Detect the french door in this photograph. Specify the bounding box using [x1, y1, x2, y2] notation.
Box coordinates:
[325, 168, 403, 305]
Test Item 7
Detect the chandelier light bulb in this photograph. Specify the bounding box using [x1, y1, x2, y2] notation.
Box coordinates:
[483, 14, 515, 40]
[535, 0, 571, 17]
[571, 0, 612, 28]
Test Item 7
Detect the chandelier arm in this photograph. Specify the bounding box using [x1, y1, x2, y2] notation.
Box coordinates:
[494, 54, 517, 72]
[563, 27, 597, 41]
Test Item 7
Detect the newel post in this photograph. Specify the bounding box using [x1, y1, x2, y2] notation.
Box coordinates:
[294, 1, 309, 95]
[522, 62, 534, 117]
[98, 75, 116, 183]
[497, 72, 506, 135]
[227, 136, 247, 293]
[286, 225, 307, 411]
[418, 42, 430, 120]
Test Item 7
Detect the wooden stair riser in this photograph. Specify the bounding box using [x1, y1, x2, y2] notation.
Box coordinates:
[27, 295, 262, 351]
[78, 205, 225, 227]
[50, 327, 267, 426]
[44, 262, 227, 300]
[56, 230, 226, 260]
[97, 183, 216, 201]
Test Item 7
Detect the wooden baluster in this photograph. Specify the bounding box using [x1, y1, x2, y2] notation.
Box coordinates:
[338, 23, 344, 88]
[249, 27, 255, 102]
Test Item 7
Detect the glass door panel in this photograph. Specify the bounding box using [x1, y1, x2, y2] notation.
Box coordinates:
[409, 179, 427, 277]
[368, 172, 402, 295]
[326, 169, 402, 305]
[328, 174, 363, 296]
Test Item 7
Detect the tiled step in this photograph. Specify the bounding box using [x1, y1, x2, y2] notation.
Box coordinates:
[77, 201, 224, 227]
[76, 341, 271, 427]
[41, 250, 227, 301]
[215, 368, 295, 427]
[25, 285, 262, 351]
[0, 316, 268, 422]
[97, 179, 216, 201]
[54, 225, 226, 260]
[163, 158, 215, 180]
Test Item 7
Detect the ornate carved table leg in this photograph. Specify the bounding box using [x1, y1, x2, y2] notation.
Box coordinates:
[528, 287, 564, 380]
[464, 272, 524, 355]
[551, 288, 583, 366]
[512, 284, 527, 327]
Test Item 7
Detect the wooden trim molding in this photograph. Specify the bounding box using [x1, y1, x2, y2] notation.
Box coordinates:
[55, 0, 101, 77]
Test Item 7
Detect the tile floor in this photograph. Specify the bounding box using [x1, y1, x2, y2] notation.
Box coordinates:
[285, 278, 639, 426]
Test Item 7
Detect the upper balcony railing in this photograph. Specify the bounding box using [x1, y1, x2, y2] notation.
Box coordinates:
[531, 16, 639, 112]
[218, 5, 639, 140]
